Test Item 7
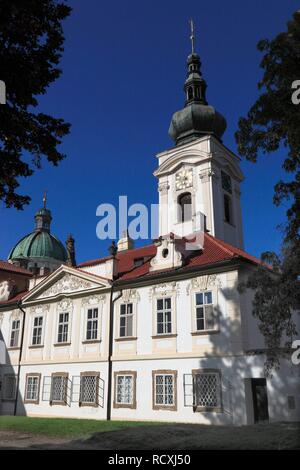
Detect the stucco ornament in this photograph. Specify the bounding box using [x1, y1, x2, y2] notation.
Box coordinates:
[149, 282, 179, 300]
[57, 298, 73, 312]
[0, 280, 15, 302]
[30, 304, 50, 315]
[121, 289, 140, 303]
[81, 294, 106, 307]
[186, 274, 222, 294]
[40, 274, 97, 299]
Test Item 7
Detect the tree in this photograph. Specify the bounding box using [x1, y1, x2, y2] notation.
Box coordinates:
[236, 10, 300, 373]
[0, 0, 71, 209]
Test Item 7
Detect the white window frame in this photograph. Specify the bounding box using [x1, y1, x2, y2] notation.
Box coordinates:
[85, 307, 99, 341]
[79, 372, 100, 407]
[24, 374, 41, 403]
[57, 312, 70, 344]
[153, 370, 177, 411]
[192, 369, 222, 412]
[114, 371, 136, 409]
[156, 297, 172, 335]
[191, 287, 219, 334]
[119, 303, 134, 338]
[31, 316, 44, 346]
[194, 291, 218, 332]
[9, 319, 20, 348]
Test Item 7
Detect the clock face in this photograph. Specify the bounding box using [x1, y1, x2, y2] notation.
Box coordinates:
[175, 168, 193, 191]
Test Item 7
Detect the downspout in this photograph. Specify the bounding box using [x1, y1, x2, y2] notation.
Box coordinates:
[14, 301, 26, 416]
[106, 285, 122, 421]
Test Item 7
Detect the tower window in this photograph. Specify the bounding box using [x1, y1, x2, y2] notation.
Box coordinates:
[224, 194, 233, 224]
[178, 192, 192, 223]
[221, 171, 232, 194]
[187, 86, 193, 101]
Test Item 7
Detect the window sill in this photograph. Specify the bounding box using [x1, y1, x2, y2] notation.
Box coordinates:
[115, 337, 137, 342]
[79, 402, 98, 408]
[191, 330, 220, 336]
[24, 400, 39, 405]
[82, 339, 101, 344]
[152, 334, 177, 339]
[53, 342, 71, 347]
[28, 344, 44, 349]
[113, 402, 137, 409]
[153, 405, 177, 411]
[7, 346, 20, 351]
[193, 406, 223, 413]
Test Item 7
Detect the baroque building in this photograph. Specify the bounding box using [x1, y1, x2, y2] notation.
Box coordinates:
[0, 31, 299, 425]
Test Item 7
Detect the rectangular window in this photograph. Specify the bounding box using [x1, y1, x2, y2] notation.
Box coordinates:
[193, 371, 222, 411]
[119, 303, 133, 337]
[3, 374, 16, 400]
[50, 374, 68, 404]
[10, 320, 20, 347]
[114, 372, 136, 409]
[153, 371, 177, 411]
[224, 194, 232, 224]
[86, 308, 98, 341]
[32, 316, 43, 345]
[195, 291, 216, 331]
[221, 171, 232, 194]
[157, 298, 172, 335]
[25, 374, 40, 403]
[80, 373, 99, 406]
[57, 312, 69, 343]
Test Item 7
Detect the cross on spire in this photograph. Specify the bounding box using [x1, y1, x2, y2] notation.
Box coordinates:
[43, 190, 47, 209]
[190, 19, 195, 54]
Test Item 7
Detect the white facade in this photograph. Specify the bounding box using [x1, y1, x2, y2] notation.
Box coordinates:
[0, 262, 299, 424]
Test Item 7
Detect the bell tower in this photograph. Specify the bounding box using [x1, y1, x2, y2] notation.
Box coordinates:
[154, 21, 244, 249]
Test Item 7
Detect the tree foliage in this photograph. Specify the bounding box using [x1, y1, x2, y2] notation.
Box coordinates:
[0, 0, 71, 209]
[236, 10, 300, 373]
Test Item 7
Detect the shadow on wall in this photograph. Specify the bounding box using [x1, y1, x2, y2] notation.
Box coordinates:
[192, 278, 300, 425]
[0, 325, 26, 417]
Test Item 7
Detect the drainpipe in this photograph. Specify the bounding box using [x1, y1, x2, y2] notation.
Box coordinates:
[106, 285, 122, 421]
[14, 301, 26, 416]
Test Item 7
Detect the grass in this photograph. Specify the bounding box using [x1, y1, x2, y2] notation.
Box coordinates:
[0, 417, 299, 449]
[0, 415, 163, 438]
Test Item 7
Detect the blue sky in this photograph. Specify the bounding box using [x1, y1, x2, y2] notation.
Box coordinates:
[0, 0, 298, 263]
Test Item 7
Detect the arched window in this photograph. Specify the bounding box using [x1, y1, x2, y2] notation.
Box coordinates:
[187, 86, 193, 101]
[178, 192, 192, 223]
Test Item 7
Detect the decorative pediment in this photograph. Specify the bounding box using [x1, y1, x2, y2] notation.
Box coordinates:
[23, 265, 110, 303]
[154, 149, 208, 177]
[38, 274, 97, 299]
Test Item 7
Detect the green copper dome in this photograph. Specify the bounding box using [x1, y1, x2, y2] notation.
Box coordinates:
[8, 231, 67, 262]
[8, 200, 67, 264]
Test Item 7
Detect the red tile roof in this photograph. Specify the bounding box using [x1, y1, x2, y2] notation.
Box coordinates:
[0, 260, 32, 276]
[0, 290, 28, 306]
[78, 234, 263, 283]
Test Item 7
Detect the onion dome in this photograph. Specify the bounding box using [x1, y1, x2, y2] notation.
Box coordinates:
[169, 22, 227, 146]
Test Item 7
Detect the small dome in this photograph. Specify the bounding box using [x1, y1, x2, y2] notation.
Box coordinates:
[8, 231, 67, 262]
[169, 103, 227, 146]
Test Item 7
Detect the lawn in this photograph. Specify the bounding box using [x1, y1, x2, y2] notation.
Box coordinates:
[0, 415, 162, 438]
[0, 416, 299, 449]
